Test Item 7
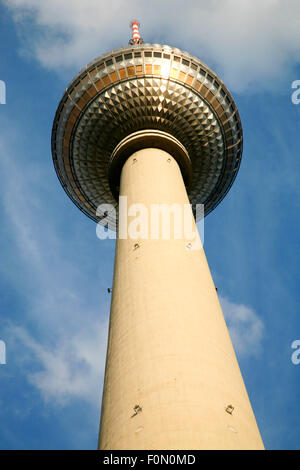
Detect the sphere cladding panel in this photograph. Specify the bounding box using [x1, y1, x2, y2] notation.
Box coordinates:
[52, 44, 243, 229]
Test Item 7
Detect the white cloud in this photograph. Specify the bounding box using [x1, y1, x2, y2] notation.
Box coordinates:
[8, 323, 108, 404]
[4, 0, 300, 91]
[0, 126, 110, 405]
[220, 296, 264, 356]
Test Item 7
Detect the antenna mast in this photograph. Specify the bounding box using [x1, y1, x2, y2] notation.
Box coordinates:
[129, 20, 144, 45]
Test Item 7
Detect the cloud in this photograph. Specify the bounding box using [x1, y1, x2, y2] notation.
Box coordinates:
[220, 296, 264, 357]
[0, 124, 110, 405]
[3, 0, 300, 91]
[7, 322, 108, 404]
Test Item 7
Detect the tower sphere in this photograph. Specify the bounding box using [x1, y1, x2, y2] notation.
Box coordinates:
[52, 44, 243, 229]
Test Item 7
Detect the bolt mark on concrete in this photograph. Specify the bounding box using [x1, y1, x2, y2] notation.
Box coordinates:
[131, 405, 142, 418]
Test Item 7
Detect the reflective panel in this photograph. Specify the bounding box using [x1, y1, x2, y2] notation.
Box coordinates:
[52, 44, 243, 228]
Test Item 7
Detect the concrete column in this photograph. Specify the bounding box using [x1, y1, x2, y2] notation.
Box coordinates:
[98, 148, 264, 450]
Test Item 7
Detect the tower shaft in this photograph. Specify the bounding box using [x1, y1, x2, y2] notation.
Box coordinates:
[98, 148, 264, 450]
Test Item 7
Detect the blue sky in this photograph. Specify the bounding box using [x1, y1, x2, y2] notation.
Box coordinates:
[0, 0, 299, 450]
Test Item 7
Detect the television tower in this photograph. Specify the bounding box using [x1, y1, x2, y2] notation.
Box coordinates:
[52, 22, 264, 450]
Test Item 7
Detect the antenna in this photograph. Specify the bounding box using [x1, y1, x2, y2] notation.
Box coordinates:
[129, 20, 144, 45]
